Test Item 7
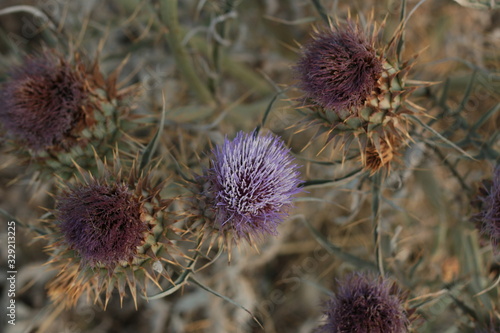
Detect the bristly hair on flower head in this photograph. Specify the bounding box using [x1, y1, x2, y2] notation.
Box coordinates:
[56, 181, 148, 268]
[0, 50, 94, 151]
[296, 22, 383, 113]
[473, 165, 500, 252]
[200, 130, 302, 248]
[317, 272, 414, 333]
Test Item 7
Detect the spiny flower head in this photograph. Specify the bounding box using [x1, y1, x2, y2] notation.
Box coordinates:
[317, 273, 412, 333]
[294, 17, 422, 175]
[0, 49, 143, 182]
[200, 131, 302, 244]
[473, 165, 500, 252]
[45, 156, 189, 309]
[56, 181, 147, 268]
[296, 23, 383, 112]
[0, 50, 93, 151]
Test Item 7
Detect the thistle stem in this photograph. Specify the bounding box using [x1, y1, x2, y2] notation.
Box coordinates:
[428, 144, 472, 194]
[301, 216, 378, 271]
[159, 0, 215, 106]
[371, 171, 385, 276]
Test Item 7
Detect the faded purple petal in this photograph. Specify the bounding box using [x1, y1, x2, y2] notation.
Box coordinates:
[56, 182, 147, 267]
[474, 165, 500, 251]
[296, 24, 382, 112]
[0, 51, 88, 150]
[203, 131, 302, 241]
[317, 273, 410, 333]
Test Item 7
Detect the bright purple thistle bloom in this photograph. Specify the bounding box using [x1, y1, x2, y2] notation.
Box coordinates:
[204, 131, 302, 242]
[474, 165, 500, 252]
[56, 181, 147, 268]
[317, 273, 411, 333]
[0, 51, 89, 151]
[296, 23, 383, 112]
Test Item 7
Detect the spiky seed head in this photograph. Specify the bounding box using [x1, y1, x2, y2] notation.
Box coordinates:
[0, 50, 93, 151]
[56, 181, 147, 268]
[296, 23, 383, 112]
[317, 273, 412, 333]
[473, 165, 500, 252]
[200, 131, 302, 245]
[45, 157, 188, 309]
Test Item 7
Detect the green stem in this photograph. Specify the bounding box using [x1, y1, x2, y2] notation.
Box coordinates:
[371, 172, 385, 276]
[159, 0, 215, 106]
[301, 217, 378, 271]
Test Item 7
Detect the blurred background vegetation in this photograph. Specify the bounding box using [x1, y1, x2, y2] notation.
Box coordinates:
[0, 0, 499, 332]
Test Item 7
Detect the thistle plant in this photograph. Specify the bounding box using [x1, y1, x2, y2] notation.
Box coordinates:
[44, 157, 189, 309]
[294, 19, 420, 174]
[317, 273, 413, 333]
[1, 1, 499, 332]
[0, 49, 140, 180]
[189, 131, 302, 250]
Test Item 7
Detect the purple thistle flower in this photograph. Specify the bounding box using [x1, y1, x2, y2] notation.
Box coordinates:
[473, 165, 500, 251]
[317, 273, 411, 333]
[296, 23, 383, 112]
[0, 51, 90, 151]
[56, 181, 147, 268]
[203, 131, 302, 242]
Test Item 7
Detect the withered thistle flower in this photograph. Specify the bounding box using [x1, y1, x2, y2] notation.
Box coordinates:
[56, 182, 147, 268]
[296, 23, 383, 112]
[0, 50, 93, 151]
[294, 18, 421, 174]
[0, 49, 141, 181]
[45, 157, 189, 309]
[473, 165, 500, 251]
[198, 131, 302, 246]
[364, 134, 400, 175]
[317, 273, 412, 333]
